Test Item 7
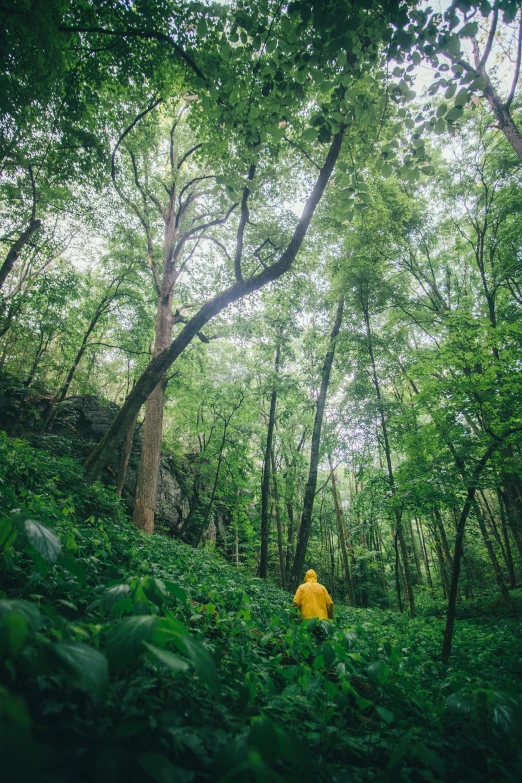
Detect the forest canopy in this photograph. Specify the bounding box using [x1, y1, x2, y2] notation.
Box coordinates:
[1, 1, 522, 781]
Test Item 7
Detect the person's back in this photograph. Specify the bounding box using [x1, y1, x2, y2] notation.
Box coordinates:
[292, 569, 334, 620]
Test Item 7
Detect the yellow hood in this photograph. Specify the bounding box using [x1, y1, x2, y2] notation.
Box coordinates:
[305, 569, 317, 583]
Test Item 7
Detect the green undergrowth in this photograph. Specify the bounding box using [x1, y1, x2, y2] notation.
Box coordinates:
[1, 433, 521, 782]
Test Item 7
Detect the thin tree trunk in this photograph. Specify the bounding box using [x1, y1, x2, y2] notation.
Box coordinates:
[473, 501, 514, 608]
[328, 455, 354, 606]
[260, 342, 281, 577]
[416, 517, 433, 590]
[496, 488, 517, 588]
[361, 299, 415, 617]
[115, 406, 140, 496]
[442, 441, 500, 663]
[409, 517, 423, 585]
[84, 130, 345, 485]
[290, 297, 344, 590]
[271, 448, 286, 588]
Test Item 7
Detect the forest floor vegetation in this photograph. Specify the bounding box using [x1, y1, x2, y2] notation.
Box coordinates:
[1, 433, 521, 782]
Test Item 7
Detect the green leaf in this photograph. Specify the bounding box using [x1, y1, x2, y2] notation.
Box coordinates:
[12, 514, 61, 564]
[164, 581, 188, 605]
[0, 517, 17, 554]
[101, 583, 132, 613]
[180, 636, 220, 697]
[375, 705, 395, 724]
[143, 642, 190, 674]
[49, 642, 109, 701]
[59, 553, 87, 585]
[459, 21, 479, 38]
[0, 599, 42, 634]
[106, 615, 157, 671]
[302, 127, 317, 142]
[434, 118, 447, 135]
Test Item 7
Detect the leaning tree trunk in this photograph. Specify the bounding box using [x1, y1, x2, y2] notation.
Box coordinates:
[83, 130, 345, 486]
[259, 342, 281, 577]
[0, 219, 42, 290]
[290, 297, 344, 590]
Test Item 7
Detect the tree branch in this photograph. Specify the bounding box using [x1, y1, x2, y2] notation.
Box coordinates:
[507, 12, 522, 109]
[58, 26, 207, 82]
[234, 163, 256, 282]
[479, 1, 499, 70]
[177, 142, 203, 169]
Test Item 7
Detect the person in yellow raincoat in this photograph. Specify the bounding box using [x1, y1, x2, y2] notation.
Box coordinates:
[292, 569, 334, 620]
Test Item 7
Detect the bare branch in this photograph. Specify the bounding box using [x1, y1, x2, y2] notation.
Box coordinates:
[177, 142, 203, 170]
[129, 149, 165, 219]
[283, 135, 320, 170]
[507, 12, 522, 108]
[479, 1, 499, 70]
[58, 26, 207, 82]
[111, 97, 161, 185]
[173, 202, 238, 260]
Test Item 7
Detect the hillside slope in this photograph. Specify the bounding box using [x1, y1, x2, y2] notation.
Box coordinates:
[1, 433, 521, 782]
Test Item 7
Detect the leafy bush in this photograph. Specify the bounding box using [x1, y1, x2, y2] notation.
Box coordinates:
[1, 433, 521, 782]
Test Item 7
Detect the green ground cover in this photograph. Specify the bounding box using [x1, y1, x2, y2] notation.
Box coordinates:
[1, 432, 521, 782]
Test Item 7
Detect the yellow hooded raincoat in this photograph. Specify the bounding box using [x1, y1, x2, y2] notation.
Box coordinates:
[292, 569, 333, 620]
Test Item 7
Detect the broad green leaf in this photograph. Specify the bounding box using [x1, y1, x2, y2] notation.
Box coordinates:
[0, 600, 42, 634]
[459, 21, 479, 38]
[12, 514, 61, 564]
[180, 636, 220, 697]
[375, 705, 394, 724]
[50, 642, 109, 701]
[143, 642, 190, 674]
[106, 615, 157, 671]
[302, 127, 317, 142]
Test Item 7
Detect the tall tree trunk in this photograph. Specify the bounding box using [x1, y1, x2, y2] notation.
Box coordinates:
[271, 448, 286, 588]
[409, 517, 423, 585]
[501, 472, 522, 560]
[259, 342, 281, 577]
[473, 501, 514, 608]
[416, 517, 433, 590]
[361, 299, 416, 617]
[496, 488, 517, 588]
[83, 129, 345, 485]
[441, 441, 499, 663]
[132, 243, 176, 533]
[290, 297, 344, 590]
[328, 455, 354, 606]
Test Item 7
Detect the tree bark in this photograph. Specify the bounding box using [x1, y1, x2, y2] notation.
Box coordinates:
[289, 297, 344, 590]
[328, 455, 355, 606]
[83, 129, 345, 485]
[259, 342, 281, 577]
[0, 219, 42, 290]
[116, 406, 140, 496]
[496, 488, 517, 588]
